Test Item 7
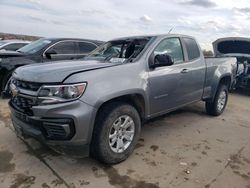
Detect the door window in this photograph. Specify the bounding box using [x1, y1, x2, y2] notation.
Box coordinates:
[78, 42, 97, 54]
[183, 38, 200, 61]
[49, 41, 77, 54]
[2, 43, 27, 51]
[154, 38, 184, 64]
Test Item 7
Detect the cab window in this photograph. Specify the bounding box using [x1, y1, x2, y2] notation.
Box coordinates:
[154, 38, 184, 64]
[183, 38, 200, 61]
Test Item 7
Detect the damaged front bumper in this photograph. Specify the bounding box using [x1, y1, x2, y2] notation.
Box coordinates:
[9, 99, 97, 157]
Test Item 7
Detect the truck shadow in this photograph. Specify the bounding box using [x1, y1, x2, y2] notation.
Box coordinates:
[17, 102, 213, 187]
[146, 102, 207, 125]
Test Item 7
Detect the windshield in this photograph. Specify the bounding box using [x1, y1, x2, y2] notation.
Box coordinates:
[17, 38, 52, 54]
[85, 37, 152, 63]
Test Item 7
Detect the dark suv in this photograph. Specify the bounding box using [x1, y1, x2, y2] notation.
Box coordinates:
[0, 38, 103, 96]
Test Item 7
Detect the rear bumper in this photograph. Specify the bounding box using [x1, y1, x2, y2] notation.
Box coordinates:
[10, 100, 97, 157]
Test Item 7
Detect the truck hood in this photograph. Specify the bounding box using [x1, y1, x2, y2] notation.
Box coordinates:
[213, 37, 250, 58]
[13, 60, 119, 83]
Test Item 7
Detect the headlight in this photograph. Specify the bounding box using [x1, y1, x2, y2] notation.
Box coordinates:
[38, 83, 87, 104]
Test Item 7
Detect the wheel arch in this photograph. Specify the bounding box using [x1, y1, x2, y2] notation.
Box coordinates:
[95, 93, 147, 121]
[1, 69, 14, 92]
[219, 75, 232, 89]
[210, 74, 231, 102]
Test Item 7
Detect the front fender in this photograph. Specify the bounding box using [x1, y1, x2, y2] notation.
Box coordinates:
[0, 57, 36, 91]
[1, 57, 36, 70]
[90, 89, 149, 113]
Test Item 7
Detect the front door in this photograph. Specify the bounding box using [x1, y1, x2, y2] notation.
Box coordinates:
[148, 37, 195, 115]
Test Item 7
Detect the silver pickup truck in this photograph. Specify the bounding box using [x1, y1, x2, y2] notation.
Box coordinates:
[9, 34, 237, 164]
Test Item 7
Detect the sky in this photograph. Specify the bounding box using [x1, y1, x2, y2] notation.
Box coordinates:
[1, 0, 250, 50]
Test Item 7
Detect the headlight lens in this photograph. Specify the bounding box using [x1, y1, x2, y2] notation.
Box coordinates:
[38, 83, 87, 104]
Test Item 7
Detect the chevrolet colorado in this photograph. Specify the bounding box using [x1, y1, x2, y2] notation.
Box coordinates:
[9, 34, 237, 164]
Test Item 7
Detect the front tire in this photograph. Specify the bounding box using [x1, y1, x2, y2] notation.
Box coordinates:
[91, 102, 141, 164]
[1, 72, 13, 98]
[206, 85, 228, 116]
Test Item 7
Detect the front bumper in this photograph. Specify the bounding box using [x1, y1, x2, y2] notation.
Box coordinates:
[237, 75, 250, 90]
[10, 100, 97, 157]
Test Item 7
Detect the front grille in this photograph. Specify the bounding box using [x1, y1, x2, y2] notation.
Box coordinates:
[12, 79, 42, 91]
[11, 96, 36, 115]
[10, 78, 42, 115]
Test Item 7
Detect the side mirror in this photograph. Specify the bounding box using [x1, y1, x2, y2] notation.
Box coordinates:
[149, 53, 174, 69]
[44, 49, 57, 59]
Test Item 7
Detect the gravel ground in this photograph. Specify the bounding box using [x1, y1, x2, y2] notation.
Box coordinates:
[0, 92, 249, 188]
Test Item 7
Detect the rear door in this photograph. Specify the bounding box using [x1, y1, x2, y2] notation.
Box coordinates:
[76, 41, 98, 58]
[179, 37, 206, 104]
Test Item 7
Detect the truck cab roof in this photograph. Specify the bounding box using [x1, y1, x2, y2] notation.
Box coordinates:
[111, 34, 196, 41]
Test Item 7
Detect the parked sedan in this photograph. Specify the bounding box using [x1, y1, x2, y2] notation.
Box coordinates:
[0, 40, 30, 51]
[0, 38, 103, 96]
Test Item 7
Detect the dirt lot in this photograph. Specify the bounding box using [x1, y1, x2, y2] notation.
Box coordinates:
[0, 93, 249, 188]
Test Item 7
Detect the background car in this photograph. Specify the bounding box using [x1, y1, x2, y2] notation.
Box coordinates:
[0, 38, 103, 97]
[213, 37, 250, 93]
[0, 40, 30, 51]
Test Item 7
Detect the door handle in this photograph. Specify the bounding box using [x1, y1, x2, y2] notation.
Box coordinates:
[181, 69, 189, 73]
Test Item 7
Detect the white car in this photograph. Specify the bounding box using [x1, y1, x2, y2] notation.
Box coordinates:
[0, 40, 30, 51]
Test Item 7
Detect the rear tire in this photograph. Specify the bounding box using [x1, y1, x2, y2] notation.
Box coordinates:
[206, 85, 228, 116]
[91, 102, 141, 164]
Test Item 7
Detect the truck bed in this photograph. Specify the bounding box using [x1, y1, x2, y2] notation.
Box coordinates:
[202, 57, 237, 99]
